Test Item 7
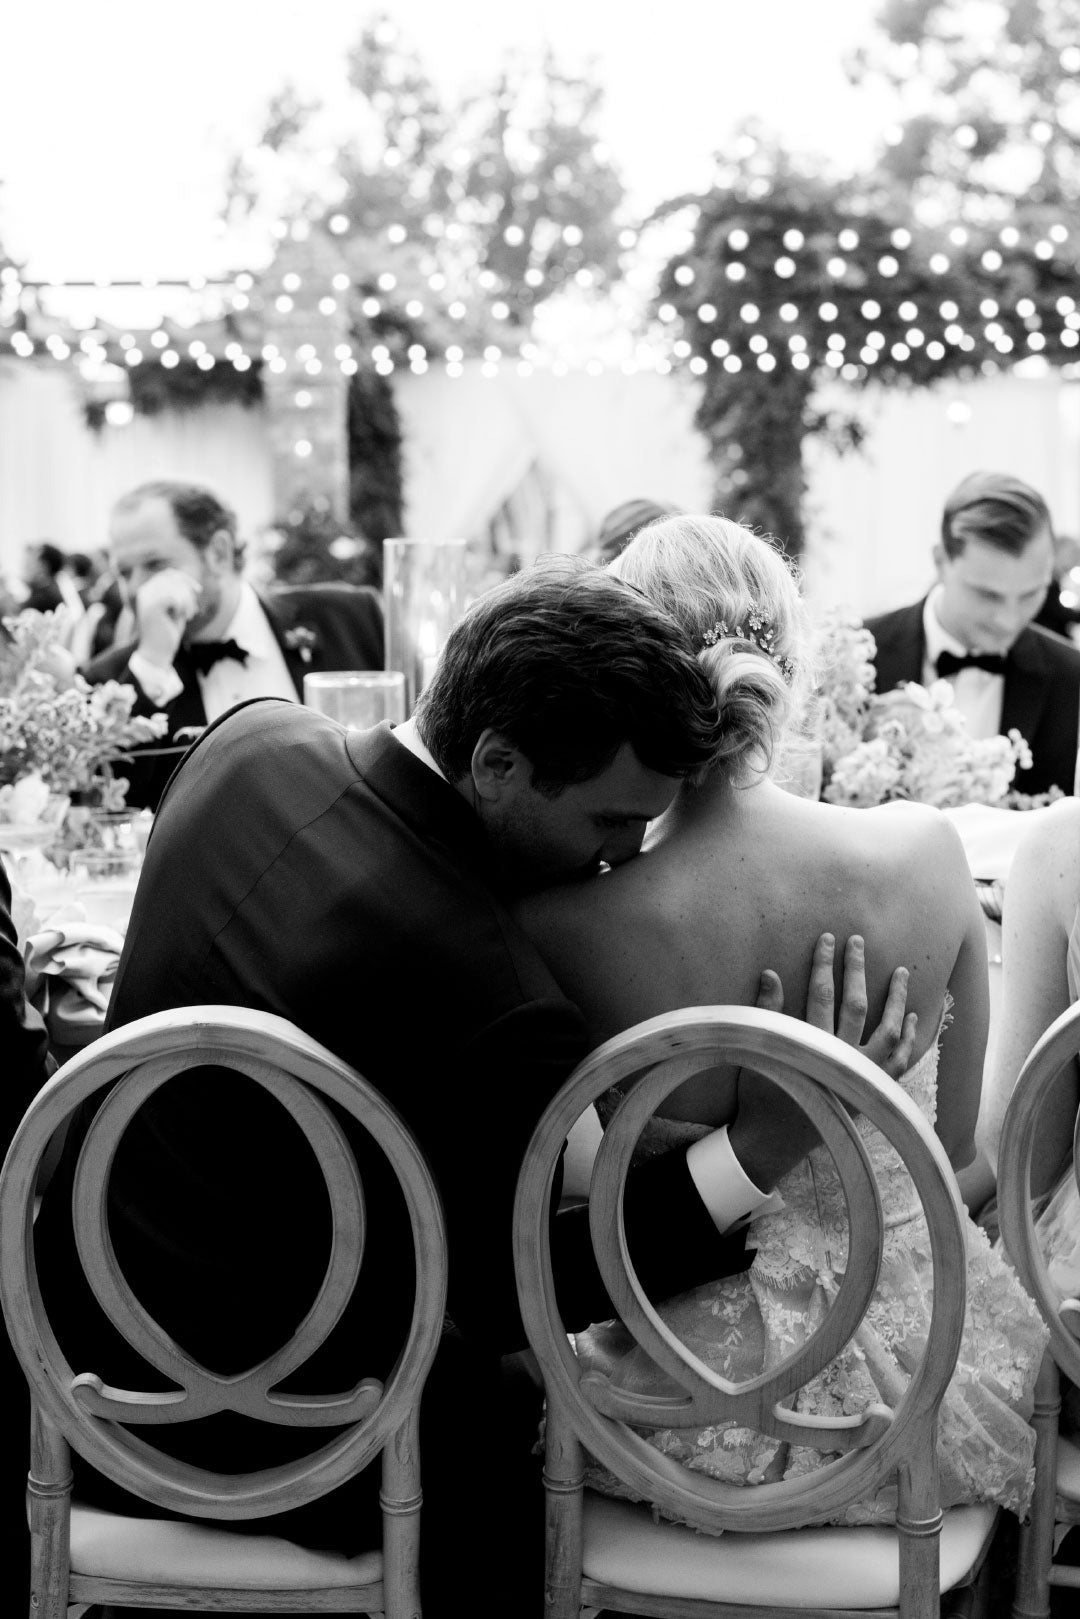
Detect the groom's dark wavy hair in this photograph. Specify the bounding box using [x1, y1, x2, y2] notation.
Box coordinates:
[416, 555, 721, 791]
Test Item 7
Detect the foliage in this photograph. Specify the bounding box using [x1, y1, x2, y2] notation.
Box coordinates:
[265, 362, 403, 588]
[225, 15, 626, 344]
[655, 143, 1080, 553]
[269, 502, 382, 589]
[346, 365, 403, 562]
[125, 353, 264, 417]
[0, 612, 167, 803]
[848, 0, 1080, 218]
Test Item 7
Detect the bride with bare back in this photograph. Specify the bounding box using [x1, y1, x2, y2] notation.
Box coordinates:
[517, 513, 1046, 1522]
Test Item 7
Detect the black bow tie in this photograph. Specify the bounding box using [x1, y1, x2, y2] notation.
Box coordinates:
[935, 649, 1008, 678]
[188, 637, 249, 675]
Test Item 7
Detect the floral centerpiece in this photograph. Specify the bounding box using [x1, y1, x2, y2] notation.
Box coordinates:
[0, 610, 167, 843]
[813, 608, 1046, 811]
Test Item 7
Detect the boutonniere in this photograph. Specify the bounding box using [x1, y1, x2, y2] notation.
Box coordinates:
[283, 625, 319, 664]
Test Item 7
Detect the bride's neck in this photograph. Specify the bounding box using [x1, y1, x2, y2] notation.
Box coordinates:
[650, 767, 774, 841]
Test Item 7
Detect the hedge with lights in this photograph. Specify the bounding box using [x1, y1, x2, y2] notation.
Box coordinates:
[125, 351, 265, 416]
[657, 166, 1080, 555]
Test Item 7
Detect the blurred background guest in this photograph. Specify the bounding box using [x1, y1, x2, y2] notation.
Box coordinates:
[592, 497, 681, 565]
[1033, 530, 1080, 642]
[865, 470, 1080, 796]
[81, 478, 385, 809]
[21, 540, 82, 615]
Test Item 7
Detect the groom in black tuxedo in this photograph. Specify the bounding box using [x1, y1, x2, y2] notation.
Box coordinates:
[81, 479, 383, 810]
[865, 470, 1080, 796]
[37, 560, 764, 1615]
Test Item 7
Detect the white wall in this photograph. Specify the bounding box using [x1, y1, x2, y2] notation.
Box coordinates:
[0, 361, 274, 588]
[393, 365, 715, 557]
[803, 373, 1080, 614]
[2, 359, 1078, 620]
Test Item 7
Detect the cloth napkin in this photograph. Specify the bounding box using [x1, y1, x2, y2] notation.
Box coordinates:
[24, 920, 124, 1048]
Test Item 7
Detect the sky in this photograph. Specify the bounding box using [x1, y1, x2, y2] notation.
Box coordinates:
[0, 0, 895, 284]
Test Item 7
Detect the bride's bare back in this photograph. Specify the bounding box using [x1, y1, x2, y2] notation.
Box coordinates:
[517, 776, 988, 1169]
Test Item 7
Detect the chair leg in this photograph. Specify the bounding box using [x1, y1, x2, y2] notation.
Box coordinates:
[381, 1413, 423, 1619]
[27, 1407, 73, 1619]
[895, 1421, 944, 1619]
[543, 1402, 585, 1619]
[1012, 1353, 1060, 1619]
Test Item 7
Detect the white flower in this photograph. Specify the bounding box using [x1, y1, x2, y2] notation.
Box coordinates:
[4, 771, 50, 823]
[816, 610, 1033, 811]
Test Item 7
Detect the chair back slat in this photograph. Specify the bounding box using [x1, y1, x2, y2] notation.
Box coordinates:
[70, 1051, 369, 1424]
[514, 1005, 969, 1538]
[0, 1005, 448, 1521]
[998, 997, 1080, 1386]
[588, 1054, 884, 1437]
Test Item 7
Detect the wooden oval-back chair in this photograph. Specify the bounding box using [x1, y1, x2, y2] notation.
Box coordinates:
[514, 1006, 997, 1619]
[0, 1005, 448, 1618]
[997, 997, 1080, 1619]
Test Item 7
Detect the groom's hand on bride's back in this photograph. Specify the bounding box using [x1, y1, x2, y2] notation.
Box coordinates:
[727, 933, 917, 1194]
[799, 932, 917, 1078]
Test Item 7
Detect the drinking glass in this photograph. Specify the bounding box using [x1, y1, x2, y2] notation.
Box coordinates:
[383, 539, 468, 714]
[70, 848, 143, 931]
[303, 670, 407, 730]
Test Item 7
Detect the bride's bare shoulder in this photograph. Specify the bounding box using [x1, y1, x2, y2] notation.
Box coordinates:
[834, 798, 971, 883]
[835, 795, 956, 843]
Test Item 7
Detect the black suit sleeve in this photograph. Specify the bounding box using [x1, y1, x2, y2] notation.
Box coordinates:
[421, 999, 751, 1353]
[552, 1154, 750, 1338]
[0, 857, 51, 1149]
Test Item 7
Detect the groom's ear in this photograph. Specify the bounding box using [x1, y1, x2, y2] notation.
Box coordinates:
[471, 728, 527, 803]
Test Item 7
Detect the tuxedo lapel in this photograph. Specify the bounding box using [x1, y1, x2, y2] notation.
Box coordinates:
[1000, 628, 1051, 745]
[871, 600, 926, 692]
[259, 595, 307, 699]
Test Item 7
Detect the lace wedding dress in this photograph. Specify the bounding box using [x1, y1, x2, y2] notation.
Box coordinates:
[574, 1029, 1048, 1523]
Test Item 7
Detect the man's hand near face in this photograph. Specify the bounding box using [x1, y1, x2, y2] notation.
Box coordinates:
[132, 568, 201, 670]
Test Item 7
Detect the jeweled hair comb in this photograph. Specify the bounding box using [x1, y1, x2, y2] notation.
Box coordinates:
[700, 609, 796, 684]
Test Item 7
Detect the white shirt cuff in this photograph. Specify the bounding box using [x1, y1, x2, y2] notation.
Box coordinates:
[128, 650, 184, 707]
[686, 1124, 785, 1235]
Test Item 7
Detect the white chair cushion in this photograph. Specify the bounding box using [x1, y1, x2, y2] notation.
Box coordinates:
[1057, 1435, 1080, 1502]
[582, 1494, 997, 1608]
[69, 1504, 381, 1589]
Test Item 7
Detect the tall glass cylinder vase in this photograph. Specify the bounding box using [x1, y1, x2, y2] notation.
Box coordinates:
[383, 539, 468, 715]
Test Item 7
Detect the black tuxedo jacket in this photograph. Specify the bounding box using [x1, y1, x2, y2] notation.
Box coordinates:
[34, 701, 746, 1550]
[865, 597, 1080, 796]
[81, 583, 384, 810]
[0, 857, 50, 1149]
[1, 857, 51, 1613]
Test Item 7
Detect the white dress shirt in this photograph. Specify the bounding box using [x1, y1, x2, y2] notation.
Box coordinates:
[129, 581, 298, 721]
[921, 585, 1005, 741]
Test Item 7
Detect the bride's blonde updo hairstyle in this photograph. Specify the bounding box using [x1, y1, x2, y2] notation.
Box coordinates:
[609, 513, 812, 783]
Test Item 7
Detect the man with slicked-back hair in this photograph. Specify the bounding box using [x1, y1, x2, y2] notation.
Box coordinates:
[866, 470, 1080, 795]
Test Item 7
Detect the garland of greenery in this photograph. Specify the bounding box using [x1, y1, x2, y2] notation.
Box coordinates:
[80, 319, 404, 585]
[126, 354, 264, 417]
[657, 169, 1080, 554]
